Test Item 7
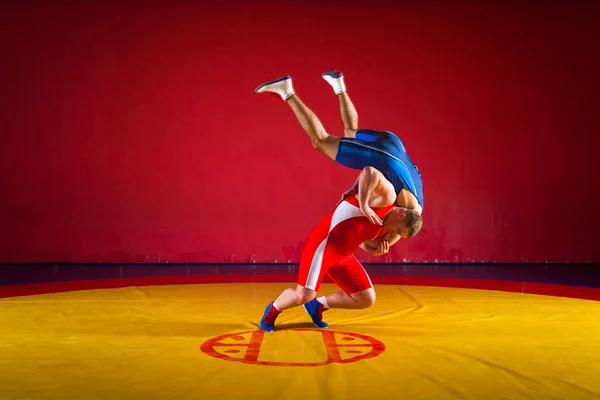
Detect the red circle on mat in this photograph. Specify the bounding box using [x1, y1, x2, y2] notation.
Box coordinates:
[200, 328, 385, 367]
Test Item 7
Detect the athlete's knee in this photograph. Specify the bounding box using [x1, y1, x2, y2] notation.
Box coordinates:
[364, 290, 376, 307]
[310, 137, 322, 150]
[296, 292, 316, 304]
[295, 286, 316, 305]
[311, 134, 340, 153]
[311, 136, 328, 151]
[353, 289, 376, 308]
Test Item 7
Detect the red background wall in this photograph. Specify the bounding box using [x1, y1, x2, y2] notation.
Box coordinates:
[1, 1, 599, 263]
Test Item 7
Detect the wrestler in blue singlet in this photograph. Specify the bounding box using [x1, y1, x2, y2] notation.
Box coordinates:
[335, 129, 424, 208]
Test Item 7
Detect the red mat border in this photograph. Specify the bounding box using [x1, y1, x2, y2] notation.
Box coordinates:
[0, 274, 599, 301]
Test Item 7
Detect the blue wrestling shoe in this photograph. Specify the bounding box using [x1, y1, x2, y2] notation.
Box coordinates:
[260, 302, 281, 332]
[303, 299, 329, 328]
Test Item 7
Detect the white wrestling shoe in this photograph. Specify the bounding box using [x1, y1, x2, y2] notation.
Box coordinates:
[322, 69, 346, 95]
[255, 75, 295, 100]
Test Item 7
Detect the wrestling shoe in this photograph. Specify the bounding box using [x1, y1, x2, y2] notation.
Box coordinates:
[303, 298, 329, 328]
[260, 302, 281, 332]
[255, 75, 295, 100]
[322, 69, 343, 79]
[321, 69, 346, 94]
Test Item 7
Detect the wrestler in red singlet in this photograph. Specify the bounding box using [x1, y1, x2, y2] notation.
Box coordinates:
[259, 165, 420, 332]
[297, 195, 394, 295]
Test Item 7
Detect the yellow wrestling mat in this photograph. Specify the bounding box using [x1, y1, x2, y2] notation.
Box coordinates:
[1, 283, 599, 400]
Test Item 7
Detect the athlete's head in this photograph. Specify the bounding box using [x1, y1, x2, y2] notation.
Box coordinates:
[383, 207, 423, 238]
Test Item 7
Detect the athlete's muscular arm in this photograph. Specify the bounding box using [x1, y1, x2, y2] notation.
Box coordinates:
[360, 240, 390, 257]
[357, 166, 396, 225]
[362, 231, 402, 256]
[360, 239, 391, 257]
[359, 242, 378, 255]
[373, 231, 402, 247]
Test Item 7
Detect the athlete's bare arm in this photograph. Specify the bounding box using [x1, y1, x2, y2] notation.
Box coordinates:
[359, 241, 388, 256]
[361, 231, 402, 256]
[355, 166, 399, 256]
[360, 234, 398, 256]
[359, 241, 378, 255]
[357, 166, 396, 225]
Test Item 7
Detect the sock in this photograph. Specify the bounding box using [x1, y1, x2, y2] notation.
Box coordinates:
[275, 85, 295, 101]
[316, 296, 330, 310]
[323, 75, 346, 95]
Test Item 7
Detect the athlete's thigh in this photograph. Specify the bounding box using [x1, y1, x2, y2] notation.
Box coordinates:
[298, 224, 347, 292]
[326, 256, 373, 295]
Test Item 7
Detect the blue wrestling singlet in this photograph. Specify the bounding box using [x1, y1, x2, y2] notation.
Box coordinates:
[335, 129, 424, 208]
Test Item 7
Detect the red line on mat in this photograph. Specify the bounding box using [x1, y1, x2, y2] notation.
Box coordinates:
[322, 331, 342, 363]
[243, 330, 265, 363]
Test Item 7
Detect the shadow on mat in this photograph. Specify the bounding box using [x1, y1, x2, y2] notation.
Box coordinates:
[249, 321, 318, 330]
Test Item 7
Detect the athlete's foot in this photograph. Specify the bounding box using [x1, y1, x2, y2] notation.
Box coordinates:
[259, 302, 281, 332]
[303, 298, 329, 328]
[255, 75, 295, 101]
[322, 69, 346, 95]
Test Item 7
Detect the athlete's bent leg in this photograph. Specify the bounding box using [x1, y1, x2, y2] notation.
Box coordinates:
[324, 288, 376, 309]
[260, 285, 318, 332]
[273, 285, 317, 311]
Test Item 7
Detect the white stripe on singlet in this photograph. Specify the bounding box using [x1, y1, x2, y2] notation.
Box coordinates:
[304, 200, 364, 290]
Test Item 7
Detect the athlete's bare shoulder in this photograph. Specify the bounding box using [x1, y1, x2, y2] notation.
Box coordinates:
[396, 189, 423, 214]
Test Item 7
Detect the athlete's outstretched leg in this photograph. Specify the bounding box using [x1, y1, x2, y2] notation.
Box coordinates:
[303, 258, 376, 328]
[287, 95, 341, 160]
[322, 69, 358, 138]
[338, 92, 359, 137]
[255, 76, 340, 160]
[302, 288, 376, 330]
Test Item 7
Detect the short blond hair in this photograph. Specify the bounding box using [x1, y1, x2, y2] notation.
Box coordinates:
[403, 209, 423, 238]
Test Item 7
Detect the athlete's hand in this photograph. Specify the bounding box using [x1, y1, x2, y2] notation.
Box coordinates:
[360, 205, 383, 225]
[375, 240, 390, 256]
